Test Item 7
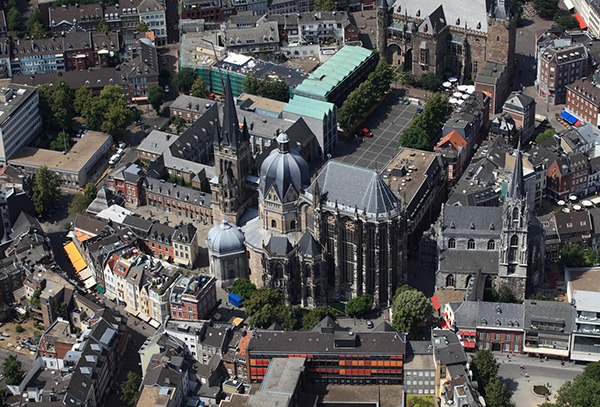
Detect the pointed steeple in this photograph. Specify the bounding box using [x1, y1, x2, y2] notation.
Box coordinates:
[222, 75, 241, 150]
[241, 117, 250, 143]
[377, 0, 388, 10]
[213, 113, 221, 146]
[508, 139, 525, 199]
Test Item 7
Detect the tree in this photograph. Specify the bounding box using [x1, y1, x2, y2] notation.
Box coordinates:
[148, 86, 165, 115]
[541, 362, 600, 406]
[84, 85, 132, 137]
[30, 288, 42, 309]
[345, 295, 373, 317]
[419, 73, 443, 91]
[554, 15, 579, 31]
[15, 324, 24, 333]
[49, 131, 73, 152]
[243, 73, 289, 102]
[97, 19, 109, 33]
[173, 115, 186, 134]
[52, 81, 75, 131]
[313, 0, 336, 11]
[396, 69, 415, 86]
[37, 85, 54, 130]
[534, 0, 560, 20]
[101, 103, 131, 138]
[368, 61, 394, 97]
[28, 10, 46, 39]
[391, 286, 433, 335]
[230, 278, 257, 301]
[487, 285, 521, 304]
[484, 378, 515, 407]
[471, 350, 499, 395]
[190, 77, 209, 98]
[120, 371, 142, 406]
[560, 243, 596, 267]
[400, 92, 452, 150]
[536, 128, 556, 143]
[3, 355, 24, 385]
[7, 8, 21, 32]
[69, 183, 97, 215]
[400, 125, 430, 150]
[245, 287, 285, 317]
[301, 306, 336, 331]
[32, 166, 62, 215]
[136, 21, 149, 33]
[74, 85, 94, 118]
[174, 68, 196, 94]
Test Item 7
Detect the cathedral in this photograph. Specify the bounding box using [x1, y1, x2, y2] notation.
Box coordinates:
[430, 144, 545, 300]
[377, 0, 517, 81]
[207, 78, 406, 308]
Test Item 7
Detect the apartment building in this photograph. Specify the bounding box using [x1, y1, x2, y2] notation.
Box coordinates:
[169, 274, 216, 321]
[0, 85, 41, 162]
[537, 43, 589, 105]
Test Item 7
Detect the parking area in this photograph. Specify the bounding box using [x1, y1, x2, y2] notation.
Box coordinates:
[333, 91, 420, 170]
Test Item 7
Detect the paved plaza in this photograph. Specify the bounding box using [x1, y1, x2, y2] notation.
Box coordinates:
[333, 90, 420, 170]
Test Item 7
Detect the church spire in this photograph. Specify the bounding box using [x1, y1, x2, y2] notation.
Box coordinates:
[508, 139, 525, 199]
[241, 116, 250, 143]
[222, 75, 241, 150]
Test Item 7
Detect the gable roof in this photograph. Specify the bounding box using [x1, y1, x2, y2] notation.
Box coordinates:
[436, 130, 467, 152]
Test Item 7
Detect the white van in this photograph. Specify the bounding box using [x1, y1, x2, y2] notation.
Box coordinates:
[108, 154, 119, 165]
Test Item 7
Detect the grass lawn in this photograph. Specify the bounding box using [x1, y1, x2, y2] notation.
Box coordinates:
[406, 395, 435, 407]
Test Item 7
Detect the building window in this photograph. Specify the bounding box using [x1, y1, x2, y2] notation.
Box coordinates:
[448, 238, 456, 249]
[446, 274, 455, 287]
[468, 239, 475, 249]
[271, 219, 277, 228]
[509, 235, 519, 263]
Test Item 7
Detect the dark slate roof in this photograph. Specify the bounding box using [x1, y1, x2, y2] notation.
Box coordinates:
[373, 321, 396, 332]
[74, 214, 109, 235]
[173, 223, 197, 243]
[523, 300, 575, 334]
[431, 329, 467, 366]
[442, 205, 503, 237]
[268, 235, 292, 255]
[307, 161, 398, 220]
[310, 316, 345, 333]
[439, 249, 499, 275]
[248, 330, 405, 354]
[10, 212, 42, 237]
[554, 211, 592, 236]
[455, 301, 525, 329]
[122, 215, 153, 234]
[297, 231, 320, 257]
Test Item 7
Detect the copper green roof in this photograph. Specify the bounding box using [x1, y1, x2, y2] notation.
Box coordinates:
[293, 46, 374, 99]
[284, 95, 335, 120]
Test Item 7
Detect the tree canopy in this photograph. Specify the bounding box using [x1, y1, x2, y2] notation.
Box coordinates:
[148, 86, 165, 115]
[7, 7, 21, 32]
[534, 0, 560, 20]
[391, 285, 434, 335]
[32, 166, 62, 215]
[3, 355, 24, 385]
[69, 183, 98, 215]
[120, 371, 142, 406]
[243, 73, 289, 102]
[230, 278, 257, 301]
[136, 21, 149, 33]
[400, 93, 452, 150]
[554, 15, 579, 31]
[471, 350, 499, 396]
[28, 10, 46, 39]
[313, 0, 336, 11]
[535, 128, 556, 143]
[345, 295, 373, 317]
[419, 73, 444, 91]
[49, 131, 73, 152]
[191, 77, 209, 98]
[301, 306, 337, 331]
[559, 243, 597, 267]
[174, 68, 197, 94]
[338, 60, 394, 131]
[52, 81, 75, 131]
[484, 378, 515, 407]
[83, 85, 132, 137]
[396, 69, 415, 87]
[540, 361, 600, 407]
[97, 19, 109, 33]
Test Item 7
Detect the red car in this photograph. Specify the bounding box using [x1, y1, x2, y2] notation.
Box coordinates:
[358, 128, 373, 138]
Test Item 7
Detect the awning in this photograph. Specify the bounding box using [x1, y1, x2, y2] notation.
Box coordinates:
[560, 111, 578, 125]
[229, 317, 245, 327]
[463, 341, 477, 349]
[78, 268, 93, 281]
[590, 196, 600, 205]
[64, 241, 87, 273]
[74, 231, 92, 243]
[431, 295, 441, 311]
[574, 14, 588, 30]
[564, 0, 574, 10]
[95, 285, 106, 294]
[83, 276, 97, 289]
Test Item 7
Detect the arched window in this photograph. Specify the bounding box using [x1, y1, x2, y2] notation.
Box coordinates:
[512, 207, 519, 224]
[448, 238, 456, 249]
[468, 239, 475, 249]
[446, 274, 455, 287]
[465, 275, 472, 288]
[271, 219, 277, 228]
[487, 239, 495, 250]
[290, 220, 296, 230]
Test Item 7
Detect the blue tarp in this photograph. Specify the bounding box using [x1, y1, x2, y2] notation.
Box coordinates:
[228, 293, 243, 308]
[560, 111, 578, 125]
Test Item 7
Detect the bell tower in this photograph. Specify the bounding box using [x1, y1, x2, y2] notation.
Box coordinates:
[210, 76, 253, 225]
[377, 0, 390, 62]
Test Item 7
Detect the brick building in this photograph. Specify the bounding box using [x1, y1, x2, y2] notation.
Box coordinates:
[502, 91, 536, 142]
[537, 43, 589, 105]
[566, 77, 600, 127]
[169, 274, 217, 321]
[144, 177, 213, 224]
[546, 152, 590, 200]
[106, 164, 145, 207]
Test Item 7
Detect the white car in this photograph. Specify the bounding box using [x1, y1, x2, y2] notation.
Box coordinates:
[116, 147, 124, 155]
[165, 85, 170, 93]
[108, 154, 119, 165]
[118, 141, 126, 149]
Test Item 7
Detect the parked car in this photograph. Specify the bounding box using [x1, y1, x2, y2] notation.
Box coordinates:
[116, 147, 124, 155]
[118, 141, 126, 149]
[366, 320, 374, 329]
[108, 154, 119, 165]
[165, 85, 170, 93]
[358, 128, 373, 138]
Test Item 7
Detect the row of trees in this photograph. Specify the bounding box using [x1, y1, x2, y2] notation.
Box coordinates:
[338, 61, 394, 131]
[243, 73, 290, 102]
[471, 350, 514, 407]
[559, 243, 599, 267]
[173, 68, 209, 97]
[400, 93, 453, 150]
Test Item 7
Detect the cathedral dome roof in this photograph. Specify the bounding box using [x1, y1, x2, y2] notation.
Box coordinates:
[260, 133, 310, 202]
[207, 219, 245, 254]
